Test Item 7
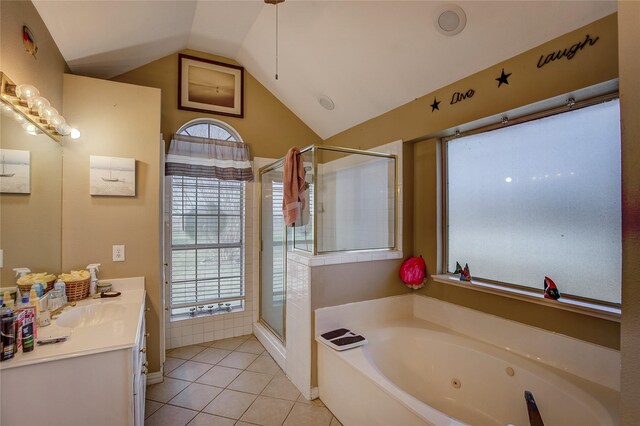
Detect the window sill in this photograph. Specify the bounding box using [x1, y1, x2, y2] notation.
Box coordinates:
[431, 274, 621, 322]
[170, 307, 245, 323]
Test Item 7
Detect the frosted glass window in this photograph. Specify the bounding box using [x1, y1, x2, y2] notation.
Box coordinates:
[446, 99, 621, 304]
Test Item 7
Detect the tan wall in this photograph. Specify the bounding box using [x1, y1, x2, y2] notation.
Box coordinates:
[112, 49, 322, 157]
[62, 74, 162, 371]
[618, 1, 640, 423]
[0, 0, 67, 286]
[323, 14, 620, 349]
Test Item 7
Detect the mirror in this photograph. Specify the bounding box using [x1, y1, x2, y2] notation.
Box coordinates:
[0, 104, 62, 286]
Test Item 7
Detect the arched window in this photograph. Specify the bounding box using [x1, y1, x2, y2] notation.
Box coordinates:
[177, 118, 242, 142]
[169, 119, 246, 320]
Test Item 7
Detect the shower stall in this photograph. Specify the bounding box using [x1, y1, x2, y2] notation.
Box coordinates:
[259, 145, 398, 343]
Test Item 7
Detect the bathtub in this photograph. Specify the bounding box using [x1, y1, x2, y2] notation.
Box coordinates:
[315, 295, 619, 426]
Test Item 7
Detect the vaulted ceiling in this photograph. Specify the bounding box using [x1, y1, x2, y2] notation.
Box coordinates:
[33, 1, 617, 139]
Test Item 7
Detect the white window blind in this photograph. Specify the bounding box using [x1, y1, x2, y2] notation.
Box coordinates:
[170, 175, 245, 315]
[446, 98, 621, 304]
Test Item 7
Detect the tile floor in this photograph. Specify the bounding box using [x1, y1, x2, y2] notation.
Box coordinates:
[145, 334, 343, 426]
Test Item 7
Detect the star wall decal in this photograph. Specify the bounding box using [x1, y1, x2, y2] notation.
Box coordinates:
[430, 97, 441, 112]
[496, 68, 512, 87]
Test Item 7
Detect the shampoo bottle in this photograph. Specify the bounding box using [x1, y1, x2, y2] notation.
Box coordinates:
[87, 264, 101, 296]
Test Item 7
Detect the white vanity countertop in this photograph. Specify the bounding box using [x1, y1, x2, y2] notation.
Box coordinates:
[0, 277, 145, 370]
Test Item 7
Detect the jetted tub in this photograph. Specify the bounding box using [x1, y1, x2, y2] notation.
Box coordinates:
[316, 295, 619, 426]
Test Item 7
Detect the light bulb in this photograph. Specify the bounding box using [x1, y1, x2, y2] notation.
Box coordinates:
[49, 114, 66, 128]
[70, 128, 81, 140]
[29, 96, 50, 114]
[56, 122, 72, 136]
[15, 84, 39, 101]
[22, 121, 38, 136]
[1, 104, 13, 117]
[40, 106, 58, 123]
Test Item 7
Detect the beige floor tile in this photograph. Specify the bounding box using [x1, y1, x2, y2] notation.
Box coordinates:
[146, 377, 191, 403]
[145, 400, 163, 419]
[282, 403, 332, 426]
[240, 396, 295, 426]
[196, 365, 243, 387]
[164, 357, 187, 374]
[218, 351, 259, 369]
[167, 344, 207, 360]
[330, 416, 343, 426]
[192, 347, 232, 365]
[235, 339, 265, 355]
[187, 412, 236, 426]
[210, 336, 250, 350]
[145, 404, 197, 426]
[235, 422, 258, 426]
[168, 383, 224, 411]
[228, 370, 274, 394]
[296, 394, 326, 407]
[261, 376, 300, 401]
[247, 355, 282, 375]
[202, 389, 257, 419]
[167, 361, 213, 381]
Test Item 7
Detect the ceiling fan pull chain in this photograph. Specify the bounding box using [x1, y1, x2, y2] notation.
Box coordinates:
[275, 2, 279, 80]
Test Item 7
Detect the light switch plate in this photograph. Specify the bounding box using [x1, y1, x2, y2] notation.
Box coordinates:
[113, 245, 125, 262]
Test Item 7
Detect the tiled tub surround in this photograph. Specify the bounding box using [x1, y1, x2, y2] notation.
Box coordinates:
[315, 294, 620, 425]
[146, 335, 342, 426]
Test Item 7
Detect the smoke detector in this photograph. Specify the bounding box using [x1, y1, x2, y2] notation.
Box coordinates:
[435, 5, 466, 36]
[318, 95, 335, 111]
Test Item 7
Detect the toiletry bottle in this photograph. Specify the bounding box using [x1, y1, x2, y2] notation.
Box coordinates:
[86, 264, 101, 296]
[21, 313, 34, 353]
[29, 289, 40, 322]
[2, 292, 14, 309]
[0, 306, 15, 361]
[15, 287, 22, 307]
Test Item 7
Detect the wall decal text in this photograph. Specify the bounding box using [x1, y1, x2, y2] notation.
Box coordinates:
[536, 34, 599, 69]
[450, 89, 475, 105]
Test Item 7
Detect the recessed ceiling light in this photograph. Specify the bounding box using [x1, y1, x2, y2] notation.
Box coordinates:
[318, 95, 335, 111]
[435, 5, 466, 36]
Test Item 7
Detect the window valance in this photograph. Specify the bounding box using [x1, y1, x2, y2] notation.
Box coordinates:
[165, 133, 253, 181]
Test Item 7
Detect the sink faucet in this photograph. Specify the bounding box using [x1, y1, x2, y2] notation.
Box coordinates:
[50, 302, 76, 319]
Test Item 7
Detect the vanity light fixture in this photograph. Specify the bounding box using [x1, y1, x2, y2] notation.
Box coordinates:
[0, 72, 79, 142]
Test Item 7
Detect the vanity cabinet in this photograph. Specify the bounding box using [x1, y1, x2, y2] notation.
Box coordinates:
[0, 280, 147, 426]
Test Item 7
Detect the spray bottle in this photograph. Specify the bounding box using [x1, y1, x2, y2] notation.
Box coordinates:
[87, 264, 101, 296]
[13, 268, 31, 280]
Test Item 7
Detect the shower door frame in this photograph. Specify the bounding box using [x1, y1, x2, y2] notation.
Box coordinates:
[258, 144, 399, 343]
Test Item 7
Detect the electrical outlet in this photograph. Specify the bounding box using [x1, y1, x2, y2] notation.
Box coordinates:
[113, 245, 125, 262]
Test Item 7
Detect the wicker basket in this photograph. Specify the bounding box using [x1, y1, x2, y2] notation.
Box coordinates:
[17, 279, 55, 296]
[64, 278, 90, 302]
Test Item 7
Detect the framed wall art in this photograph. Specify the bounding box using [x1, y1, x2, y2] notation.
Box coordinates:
[178, 54, 244, 118]
[90, 155, 135, 196]
[0, 149, 31, 194]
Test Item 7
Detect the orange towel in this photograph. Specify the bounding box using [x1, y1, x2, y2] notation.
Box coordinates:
[282, 147, 306, 226]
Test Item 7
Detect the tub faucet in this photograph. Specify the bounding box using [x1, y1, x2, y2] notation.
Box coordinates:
[524, 390, 544, 426]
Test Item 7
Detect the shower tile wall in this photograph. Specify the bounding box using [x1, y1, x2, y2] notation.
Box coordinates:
[165, 181, 257, 350]
[285, 256, 312, 399]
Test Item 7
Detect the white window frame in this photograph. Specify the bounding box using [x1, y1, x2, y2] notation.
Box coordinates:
[168, 119, 246, 318]
[434, 92, 621, 321]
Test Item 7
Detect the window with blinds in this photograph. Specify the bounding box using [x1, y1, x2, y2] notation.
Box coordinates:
[169, 119, 245, 317]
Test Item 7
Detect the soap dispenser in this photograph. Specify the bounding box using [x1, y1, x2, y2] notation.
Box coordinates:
[87, 264, 101, 296]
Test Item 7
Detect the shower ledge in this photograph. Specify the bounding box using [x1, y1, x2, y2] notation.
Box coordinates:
[288, 250, 403, 267]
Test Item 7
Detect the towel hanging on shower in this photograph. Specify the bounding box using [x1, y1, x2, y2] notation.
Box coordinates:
[283, 147, 306, 226]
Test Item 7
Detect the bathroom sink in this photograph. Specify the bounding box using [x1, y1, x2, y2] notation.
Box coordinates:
[56, 303, 126, 328]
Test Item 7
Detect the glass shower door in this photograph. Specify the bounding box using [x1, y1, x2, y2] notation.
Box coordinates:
[260, 166, 286, 341]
